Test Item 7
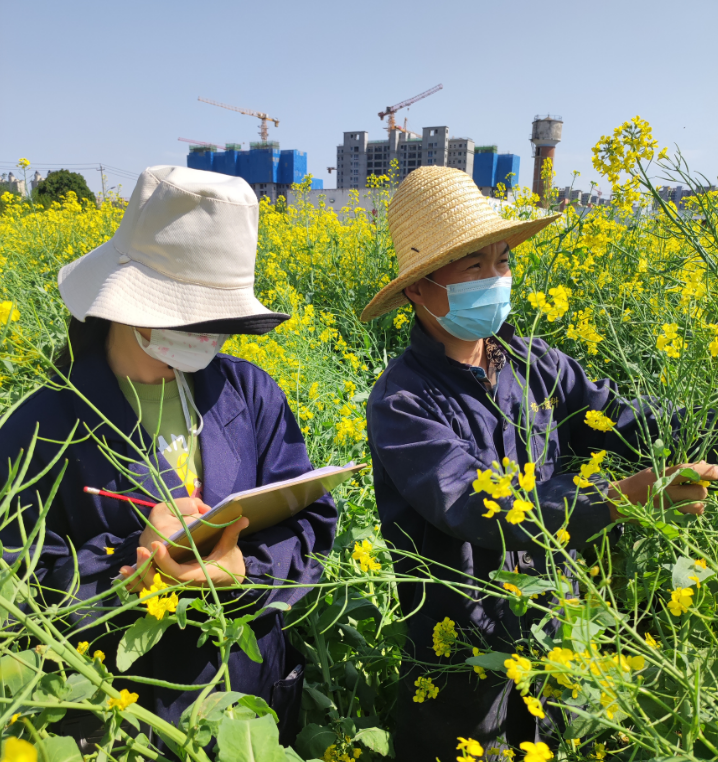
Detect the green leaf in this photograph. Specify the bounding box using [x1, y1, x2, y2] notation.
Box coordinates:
[216, 714, 286, 762]
[0, 650, 40, 695]
[465, 651, 511, 672]
[236, 624, 263, 663]
[570, 618, 605, 650]
[669, 556, 714, 589]
[116, 616, 173, 672]
[64, 674, 97, 703]
[180, 691, 279, 736]
[285, 748, 318, 762]
[33, 673, 69, 702]
[352, 727, 393, 757]
[530, 622, 555, 652]
[489, 570, 555, 596]
[39, 735, 83, 762]
[336, 623, 366, 650]
[234, 694, 279, 723]
[296, 723, 337, 759]
[175, 597, 194, 630]
[181, 691, 246, 730]
[36, 706, 67, 727]
[654, 521, 681, 541]
[678, 467, 701, 481]
[563, 713, 603, 739]
[303, 683, 336, 712]
[509, 596, 528, 616]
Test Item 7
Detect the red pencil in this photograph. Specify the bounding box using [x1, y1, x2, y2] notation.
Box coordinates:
[84, 486, 157, 508]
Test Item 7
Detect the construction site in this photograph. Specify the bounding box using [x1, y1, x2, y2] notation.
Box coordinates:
[183, 98, 323, 203]
[182, 89, 595, 208]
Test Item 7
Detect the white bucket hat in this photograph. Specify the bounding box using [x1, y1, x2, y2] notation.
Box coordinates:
[58, 165, 289, 334]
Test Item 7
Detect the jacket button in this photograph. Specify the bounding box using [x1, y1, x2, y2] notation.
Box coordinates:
[522, 553, 533, 565]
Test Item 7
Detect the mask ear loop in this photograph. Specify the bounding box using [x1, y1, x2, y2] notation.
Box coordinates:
[422, 277, 448, 320]
[173, 369, 204, 436]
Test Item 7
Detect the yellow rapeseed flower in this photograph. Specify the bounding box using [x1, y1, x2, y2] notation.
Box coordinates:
[413, 675, 439, 703]
[519, 742, 553, 762]
[432, 617, 458, 658]
[523, 695, 545, 718]
[0, 302, 20, 324]
[1, 737, 37, 762]
[518, 463, 536, 492]
[140, 573, 179, 621]
[472, 647, 487, 679]
[76, 641, 90, 655]
[667, 587, 693, 617]
[482, 499, 501, 518]
[584, 410, 615, 432]
[506, 499, 533, 525]
[555, 528, 570, 546]
[108, 689, 139, 711]
[457, 736, 484, 758]
[352, 540, 380, 573]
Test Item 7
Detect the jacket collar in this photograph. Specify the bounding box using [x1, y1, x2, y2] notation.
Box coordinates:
[64, 351, 244, 504]
[408, 318, 516, 366]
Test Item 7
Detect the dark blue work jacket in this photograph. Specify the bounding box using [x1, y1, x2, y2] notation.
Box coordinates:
[368, 320, 661, 645]
[0, 350, 337, 739]
[366, 320, 681, 756]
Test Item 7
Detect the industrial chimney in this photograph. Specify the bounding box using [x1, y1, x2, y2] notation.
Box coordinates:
[530, 115, 563, 205]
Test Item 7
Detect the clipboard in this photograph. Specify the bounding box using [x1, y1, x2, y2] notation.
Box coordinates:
[166, 462, 367, 562]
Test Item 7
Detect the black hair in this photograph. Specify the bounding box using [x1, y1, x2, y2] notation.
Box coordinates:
[54, 316, 111, 368]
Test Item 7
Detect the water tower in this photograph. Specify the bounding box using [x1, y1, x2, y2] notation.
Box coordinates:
[530, 115, 563, 204]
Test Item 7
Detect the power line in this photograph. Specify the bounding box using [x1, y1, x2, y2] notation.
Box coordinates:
[0, 161, 139, 180]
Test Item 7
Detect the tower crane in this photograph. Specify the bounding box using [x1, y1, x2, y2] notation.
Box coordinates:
[378, 84, 443, 133]
[198, 97, 279, 142]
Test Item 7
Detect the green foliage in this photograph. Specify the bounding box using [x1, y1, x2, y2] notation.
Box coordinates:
[35, 168, 96, 207]
[0, 126, 718, 760]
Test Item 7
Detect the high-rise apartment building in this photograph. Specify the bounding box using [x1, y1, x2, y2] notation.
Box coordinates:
[336, 126, 518, 194]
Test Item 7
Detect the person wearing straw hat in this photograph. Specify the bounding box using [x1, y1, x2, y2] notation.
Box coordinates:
[0, 166, 338, 751]
[361, 166, 716, 759]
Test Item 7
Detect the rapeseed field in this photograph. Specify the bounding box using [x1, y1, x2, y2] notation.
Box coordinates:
[1, 117, 717, 761]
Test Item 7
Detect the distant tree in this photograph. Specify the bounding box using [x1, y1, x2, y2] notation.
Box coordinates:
[35, 169, 96, 207]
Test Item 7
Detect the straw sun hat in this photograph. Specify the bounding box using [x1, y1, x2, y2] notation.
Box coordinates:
[58, 165, 288, 335]
[360, 166, 561, 322]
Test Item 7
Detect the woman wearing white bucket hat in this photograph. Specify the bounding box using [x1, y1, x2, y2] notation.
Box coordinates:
[0, 166, 337, 750]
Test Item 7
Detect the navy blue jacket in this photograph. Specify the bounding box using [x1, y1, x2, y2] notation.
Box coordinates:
[369, 321, 698, 759]
[367, 321, 664, 641]
[0, 350, 337, 737]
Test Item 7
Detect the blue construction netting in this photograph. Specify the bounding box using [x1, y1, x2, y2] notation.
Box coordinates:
[187, 150, 214, 172]
[213, 150, 239, 176]
[473, 152, 497, 188]
[278, 150, 307, 185]
[247, 148, 280, 184]
[495, 154, 520, 188]
[311, 178, 323, 190]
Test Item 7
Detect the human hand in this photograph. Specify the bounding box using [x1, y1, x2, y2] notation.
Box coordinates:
[120, 515, 250, 592]
[607, 460, 718, 522]
[138, 497, 211, 551]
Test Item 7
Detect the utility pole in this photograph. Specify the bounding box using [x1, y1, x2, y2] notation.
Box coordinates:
[97, 164, 107, 200]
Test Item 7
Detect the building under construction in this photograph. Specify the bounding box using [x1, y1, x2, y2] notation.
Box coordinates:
[336, 127, 519, 195]
[187, 143, 322, 203]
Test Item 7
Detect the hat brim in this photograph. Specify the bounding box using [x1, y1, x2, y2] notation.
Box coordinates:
[170, 314, 289, 335]
[360, 212, 562, 322]
[58, 240, 288, 336]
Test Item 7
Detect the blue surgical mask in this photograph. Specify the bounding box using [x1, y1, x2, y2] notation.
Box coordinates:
[425, 276, 512, 340]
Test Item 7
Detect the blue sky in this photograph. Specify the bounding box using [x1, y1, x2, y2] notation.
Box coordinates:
[2, 0, 716, 197]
